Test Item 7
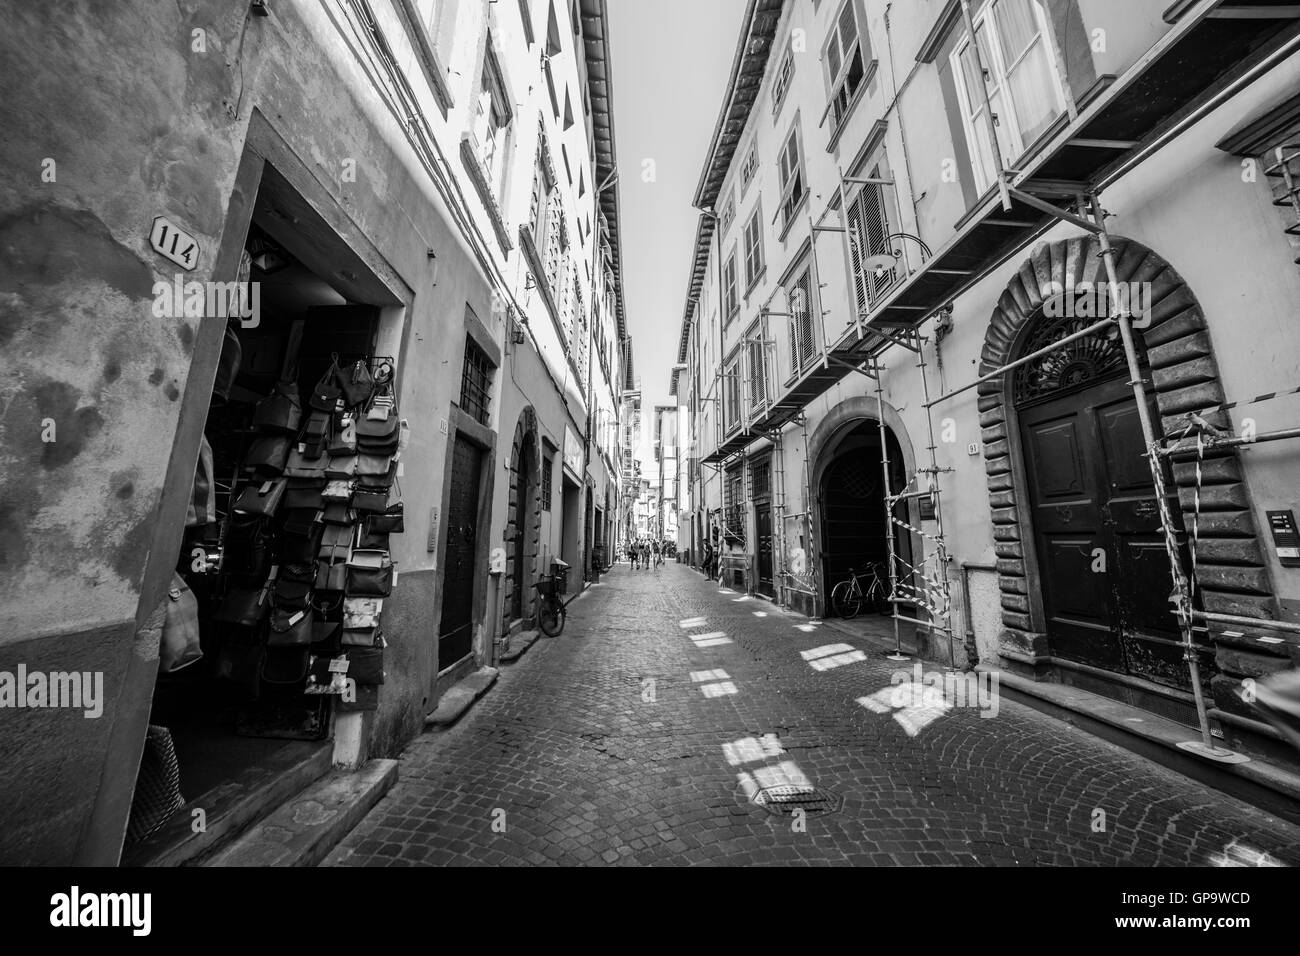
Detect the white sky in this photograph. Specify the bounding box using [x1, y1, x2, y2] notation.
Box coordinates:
[609, 0, 748, 473]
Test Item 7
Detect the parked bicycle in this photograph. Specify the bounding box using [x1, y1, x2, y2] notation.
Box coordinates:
[534, 559, 571, 637]
[830, 563, 889, 619]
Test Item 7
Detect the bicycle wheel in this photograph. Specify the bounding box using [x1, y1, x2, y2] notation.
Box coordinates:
[538, 597, 566, 637]
[831, 579, 862, 619]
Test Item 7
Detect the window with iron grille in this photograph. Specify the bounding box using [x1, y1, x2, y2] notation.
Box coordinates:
[723, 251, 739, 322]
[846, 156, 904, 316]
[787, 266, 816, 372]
[749, 454, 771, 501]
[724, 464, 746, 545]
[740, 143, 758, 195]
[460, 333, 494, 425]
[542, 452, 553, 510]
[720, 190, 736, 236]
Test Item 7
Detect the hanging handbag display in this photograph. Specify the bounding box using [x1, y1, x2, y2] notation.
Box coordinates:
[225, 514, 272, 581]
[252, 380, 303, 434]
[160, 572, 204, 673]
[325, 455, 359, 480]
[283, 477, 326, 512]
[322, 479, 353, 503]
[273, 570, 314, 610]
[365, 502, 404, 535]
[338, 356, 375, 408]
[346, 550, 393, 597]
[233, 478, 286, 518]
[185, 434, 218, 528]
[280, 508, 320, 538]
[355, 454, 395, 483]
[211, 322, 243, 407]
[302, 411, 332, 459]
[245, 435, 291, 477]
[356, 527, 389, 551]
[277, 523, 323, 565]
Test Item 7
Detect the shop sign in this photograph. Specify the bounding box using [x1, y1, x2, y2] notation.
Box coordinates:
[563, 425, 583, 479]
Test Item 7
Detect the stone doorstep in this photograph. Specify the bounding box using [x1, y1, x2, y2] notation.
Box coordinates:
[204, 759, 398, 867]
[121, 740, 332, 867]
[424, 666, 499, 728]
[500, 629, 541, 663]
[991, 669, 1300, 827]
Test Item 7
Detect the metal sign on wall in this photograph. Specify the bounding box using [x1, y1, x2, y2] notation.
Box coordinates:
[563, 425, 583, 480]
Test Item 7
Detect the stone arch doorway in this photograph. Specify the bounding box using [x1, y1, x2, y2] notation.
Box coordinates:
[807, 397, 919, 618]
[979, 235, 1276, 713]
[504, 408, 541, 630]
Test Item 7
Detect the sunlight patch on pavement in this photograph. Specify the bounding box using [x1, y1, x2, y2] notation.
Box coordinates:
[808, 650, 867, 671]
[731, 595, 751, 602]
[722, 734, 784, 766]
[690, 669, 730, 682]
[717, 589, 735, 594]
[1209, 840, 1285, 867]
[737, 760, 813, 800]
[794, 623, 820, 633]
[679, 617, 708, 628]
[752, 611, 768, 618]
[693, 637, 732, 648]
[801, 643, 856, 661]
[700, 681, 738, 698]
[857, 681, 951, 737]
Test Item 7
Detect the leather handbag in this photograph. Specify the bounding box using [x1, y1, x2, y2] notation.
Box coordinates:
[309, 360, 343, 412]
[326, 414, 357, 455]
[322, 501, 354, 525]
[345, 646, 385, 685]
[302, 410, 331, 459]
[284, 478, 326, 512]
[233, 478, 286, 518]
[161, 572, 204, 673]
[323, 479, 353, 503]
[346, 550, 393, 597]
[356, 455, 395, 482]
[351, 484, 389, 512]
[304, 655, 350, 695]
[225, 515, 272, 580]
[355, 527, 389, 551]
[315, 540, 349, 592]
[261, 646, 311, 685]
[284, 447, 327, 479]
[245, 435, 291, 476]
[281, 508, 320, 537]
[277, 523, 323, 565]
[325, 455, 359, 480]
[267, 607, 314, 647]
[365, 502, 404, 535]
[252, 381, 303, 434]
[213, 584, 271, 627]
[273, 575, 314, 610]
[343, 596, 382, 631]
[319, 523, 354, 556]
[338, 357, 375, 408]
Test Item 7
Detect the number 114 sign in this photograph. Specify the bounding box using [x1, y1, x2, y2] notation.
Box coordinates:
[150, 216, 200, 271]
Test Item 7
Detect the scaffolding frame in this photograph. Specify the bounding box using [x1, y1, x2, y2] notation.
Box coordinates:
[689, 0, 1300, 765]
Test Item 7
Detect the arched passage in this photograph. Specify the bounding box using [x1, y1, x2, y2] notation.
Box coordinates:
[504, 408, 542, 630]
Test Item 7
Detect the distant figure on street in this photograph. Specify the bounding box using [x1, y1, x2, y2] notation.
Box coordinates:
[652, 539, 662, 569]
[629, 541, 639, 570]
[701, 539, 714, 579]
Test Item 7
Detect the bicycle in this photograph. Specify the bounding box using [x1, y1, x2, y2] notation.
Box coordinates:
[534, 559, 571, 637]
[830, 563, 889, 619]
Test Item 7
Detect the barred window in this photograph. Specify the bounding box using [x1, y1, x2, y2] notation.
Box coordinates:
[541, 452, 553, 511]
[724, 465, 746, 545]
[459, 333, 494, 425]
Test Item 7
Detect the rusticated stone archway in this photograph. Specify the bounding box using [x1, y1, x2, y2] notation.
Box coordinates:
[503, 407, 542, 632]
[978, 234, 1281, 719]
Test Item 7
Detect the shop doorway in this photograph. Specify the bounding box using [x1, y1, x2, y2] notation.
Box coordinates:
[130, 158, 404, 861]
[752, 454, 774, 597]
[440, 435, 484, 671]
[561, 475, 581, 571]
[506, 429, 536, 623]
[817, 420, 911, 613]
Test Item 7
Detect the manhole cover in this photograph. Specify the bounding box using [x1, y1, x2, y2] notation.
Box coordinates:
[753, 786, 842, 817]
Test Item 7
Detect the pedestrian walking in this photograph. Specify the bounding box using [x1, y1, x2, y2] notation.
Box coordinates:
[630, 541, 639, 570]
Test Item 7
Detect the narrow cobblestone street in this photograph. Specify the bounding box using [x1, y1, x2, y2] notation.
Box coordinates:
[328, 563, 1300, 867]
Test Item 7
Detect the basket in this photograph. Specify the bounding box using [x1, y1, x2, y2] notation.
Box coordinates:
[550, 562, 569, 595]
[535, 577, 557, 597]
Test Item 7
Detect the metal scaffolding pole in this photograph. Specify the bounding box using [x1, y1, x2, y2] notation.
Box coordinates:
[1088, 192, 1244, 764]
[875, 359, 909, 662]
[915, 333, 957, 668]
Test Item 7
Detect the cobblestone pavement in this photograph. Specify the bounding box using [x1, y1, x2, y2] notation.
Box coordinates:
[326, 563, 1300, 867]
